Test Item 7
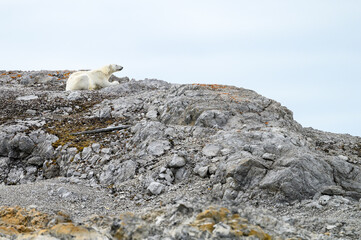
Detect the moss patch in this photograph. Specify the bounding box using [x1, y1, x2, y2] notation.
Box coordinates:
[45, 116, 126, 151]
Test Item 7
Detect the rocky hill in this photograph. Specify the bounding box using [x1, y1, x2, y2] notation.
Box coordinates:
[0, 70, 360, 239]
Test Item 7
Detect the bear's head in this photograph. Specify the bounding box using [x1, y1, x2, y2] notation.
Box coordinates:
[101, 64, 123, 75]
[110, 64, 123, 72]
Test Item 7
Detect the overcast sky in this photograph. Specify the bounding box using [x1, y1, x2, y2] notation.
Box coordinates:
[1, 0, 361, 136]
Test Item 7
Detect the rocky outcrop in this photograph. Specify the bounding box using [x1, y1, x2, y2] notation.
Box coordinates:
[0, 70, 360, 239]
[0, 205, 335, 239]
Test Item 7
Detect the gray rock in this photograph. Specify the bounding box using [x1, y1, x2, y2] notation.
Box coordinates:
[213, 222, 231, 237]
[147, 140, 171, 156]
[146, 109, 158, 120]
[262, 153, 276, 161]
[91, 143, 101, 153]
[232, 158, 267, 190]
[0, 157, 10, 179]
[0, 133, 10, 157]
[329, 196, 350, 207]
[87, 171, 94, 179]
[208, 164, 217, 175]
[81, 147, 92, 160]
[18, 135, 35, 154]
[100, 160, 136, 185]
[37, 75, 54, 83]
[320, 185, 345, 196]
[31, 134, 57, 160]
[7, 168, 24, 184]
[159, 172, 174, 183]
[57, 187, 79, 202]
[168, 155, 186, 168]
[147, 182, 165, 195]
[20, 76, 35, 85]
[67, 91, 82, 101]
[89, 155, 100, 165]
[25, 109, 37, 115]
[174, 167, 188, 182]
[16, 95, 38, 101]
[99, 164, 115, 185]
[1, 125, 28, 134]
[57, 187, 70, 197]
[211, 183, 224, 199]
[101, 148, 111, 155]
[27, 156, 44, 166]
[319, 195, 331, 206]
[223, 188, 238, 201]
[328, 157, 361, 195]
[195, 110, 229, 128]
[114, 160, 137, 185]
[159, 169, 174, 183]
[8, 134, 35, 159]
[99, 106, 112, 119]
[24, 166, 37, 182]
[197, 166, 209, 178]
[258, 153, 336, 200]
[43, 160, 60, 179]
[202, 144, 222, 158]
[338, 155, 349, 161]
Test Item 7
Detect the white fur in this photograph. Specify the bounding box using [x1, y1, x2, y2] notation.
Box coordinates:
[65, 64, 123, 91]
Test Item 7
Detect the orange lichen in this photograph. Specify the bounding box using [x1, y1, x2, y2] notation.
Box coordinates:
[191, 207, 271, 239]
[0, 206, 51, 234]
[192, 83, 228, 90]
[0, 206, 97, 239]
[49, 223, 91, 236]
[192, 83, 248, 104]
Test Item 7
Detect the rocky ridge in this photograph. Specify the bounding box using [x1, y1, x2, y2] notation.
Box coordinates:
[0, 70, 360, 239]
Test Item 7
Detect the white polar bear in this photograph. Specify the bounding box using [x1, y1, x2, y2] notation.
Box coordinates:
[65, 64, 123, 91]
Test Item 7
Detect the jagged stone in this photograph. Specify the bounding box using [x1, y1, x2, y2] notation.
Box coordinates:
[262, 153, 276, 161]
[147, 182, 165, 195]
[7, 168, 24, 184]
[67, 91, 82, 100]
[168, 155, 186, 168]
[319, 195, 331, 206]
[146, 109, 158, 120]
[202, 144, 221, 158]
[16, 95, 38, 101]
[0, 157, 10, 180]
[174, 167, 188, 182]
[43, 160, 60, 179]
[147, 140, 171, 156]
[197, 166, 209, 178]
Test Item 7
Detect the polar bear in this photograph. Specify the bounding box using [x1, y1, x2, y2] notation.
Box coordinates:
[65, 64, 123, 91]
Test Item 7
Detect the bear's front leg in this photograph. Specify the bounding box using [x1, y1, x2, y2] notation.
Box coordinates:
[88, 80, 97, 90]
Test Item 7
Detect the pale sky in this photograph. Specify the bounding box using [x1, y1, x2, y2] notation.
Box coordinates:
[1, 0, 361, 136]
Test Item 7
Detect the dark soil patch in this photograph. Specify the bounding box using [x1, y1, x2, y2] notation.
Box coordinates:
[45, 116, 130, 151]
